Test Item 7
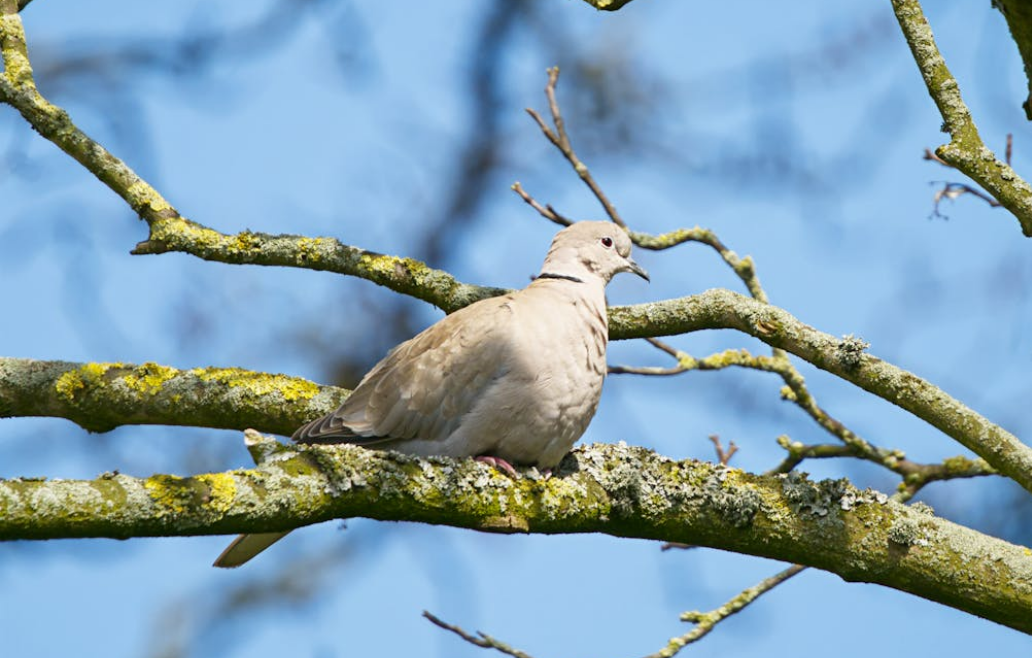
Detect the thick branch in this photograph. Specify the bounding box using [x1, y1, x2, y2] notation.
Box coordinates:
[892, 0, 1032, 235]
[0, 439, 1029, 634]
[0, 357, 348, 435]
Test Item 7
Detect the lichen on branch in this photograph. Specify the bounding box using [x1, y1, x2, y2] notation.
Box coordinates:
[0, 438, 1029, 634]
[0, 357, 348, 436]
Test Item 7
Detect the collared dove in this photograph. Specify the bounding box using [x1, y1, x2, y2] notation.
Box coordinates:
[214, 221, 648, 567]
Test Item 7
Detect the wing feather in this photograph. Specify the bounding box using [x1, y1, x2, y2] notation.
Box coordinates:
[293, 294, 516, 445]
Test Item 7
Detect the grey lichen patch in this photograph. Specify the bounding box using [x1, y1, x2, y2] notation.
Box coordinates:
[780, 472, 887, 521]
[566, 443, 761, 530]
[695, 466, 762, 529]
[838, 486, 888, 511]
[888, 516, 931, 547]
[909, 501, 935, 516]
[575, 442, 661, 519]
[29, 478, 107, 522]
[836, 334, 870, 371]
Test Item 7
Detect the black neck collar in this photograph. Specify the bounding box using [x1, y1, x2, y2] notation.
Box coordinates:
[536, 272, 584, 284]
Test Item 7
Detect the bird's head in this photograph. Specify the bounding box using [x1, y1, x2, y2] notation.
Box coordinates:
[540, 221, 649, 285]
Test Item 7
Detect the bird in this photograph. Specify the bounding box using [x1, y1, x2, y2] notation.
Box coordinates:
[213, 221, 648, 567]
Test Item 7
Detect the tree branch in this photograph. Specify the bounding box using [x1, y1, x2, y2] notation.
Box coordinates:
[891, 0, 1032, 235]
[993, 0, 1032, 119]
[0, 357, 348, 435]
[130, 225, 507, 314]
[0, 437, 1029, 634]
[610, 288, 1032, 496]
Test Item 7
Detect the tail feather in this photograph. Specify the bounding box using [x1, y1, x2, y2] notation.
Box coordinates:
[213, 531, 291, 568]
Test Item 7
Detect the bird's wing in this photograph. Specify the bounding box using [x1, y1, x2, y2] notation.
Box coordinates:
[293, 294, 516, 444]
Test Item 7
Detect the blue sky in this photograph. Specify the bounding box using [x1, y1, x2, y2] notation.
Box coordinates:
[2, 1, 1031, 656]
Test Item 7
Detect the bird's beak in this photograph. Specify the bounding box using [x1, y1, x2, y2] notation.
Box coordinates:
[626, 257, 649, 282]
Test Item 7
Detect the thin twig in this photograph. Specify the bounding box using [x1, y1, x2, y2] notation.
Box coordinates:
[511, 181, 572, 227]
[929, 182, 1002, 220]
[525, 66, 626, 228]
[642, 565, 806, 658]
[612, 343, 875, 454]
[613, 337, 995, 495]
[922, 134, 1014, 217]
[922, 148, 951, 167]
[767, 435, 996, 501]
[709, 435, 738, 466]
[423, 611, 535, 658]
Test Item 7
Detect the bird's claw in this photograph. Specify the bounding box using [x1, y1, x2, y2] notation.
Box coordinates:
[475, 455, 519, 478]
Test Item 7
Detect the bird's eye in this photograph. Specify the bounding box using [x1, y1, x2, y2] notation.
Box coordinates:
[600, 236, 614, 248]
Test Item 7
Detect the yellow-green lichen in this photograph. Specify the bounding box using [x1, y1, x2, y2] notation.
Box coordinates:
[228, 230, 262, 254]
[143, 474, 190, 514]
[0, 12, 34, 88]
[143, 473, 234, 518]
[122, 362, 180, 396]
[125, 181, 173, 216]
[148, 215, 222, 250]
[191, 367, 320, 401]
[195, 473, 237, 514]
[54, 362, 118, 401]
[296, 237, 329, 264]
[359, 253, 431, 283]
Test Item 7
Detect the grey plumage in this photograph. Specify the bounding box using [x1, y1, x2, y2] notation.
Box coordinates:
[214, 221, 647, 567]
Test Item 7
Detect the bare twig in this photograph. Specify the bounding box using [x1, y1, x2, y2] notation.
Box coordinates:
[525, 66, 626, 228]
[614, 332, 999, 497]
[768, 435, 996, 502]
[930, 181, 1002, 219]
[923, 134, 1014, 218]
[612, 342, 876, 453]
[511, 181, 572, 227]
[643, 565, 806, 658]
[709, 435, 738, 465]
[922, 148, 950, 167]
[423, 611, 535, 658]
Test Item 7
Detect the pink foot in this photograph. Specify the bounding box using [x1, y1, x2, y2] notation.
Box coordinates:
[475, 455, 518, 477]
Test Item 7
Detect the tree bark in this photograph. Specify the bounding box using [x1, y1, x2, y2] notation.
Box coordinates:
[1, 435, 1030, 634]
